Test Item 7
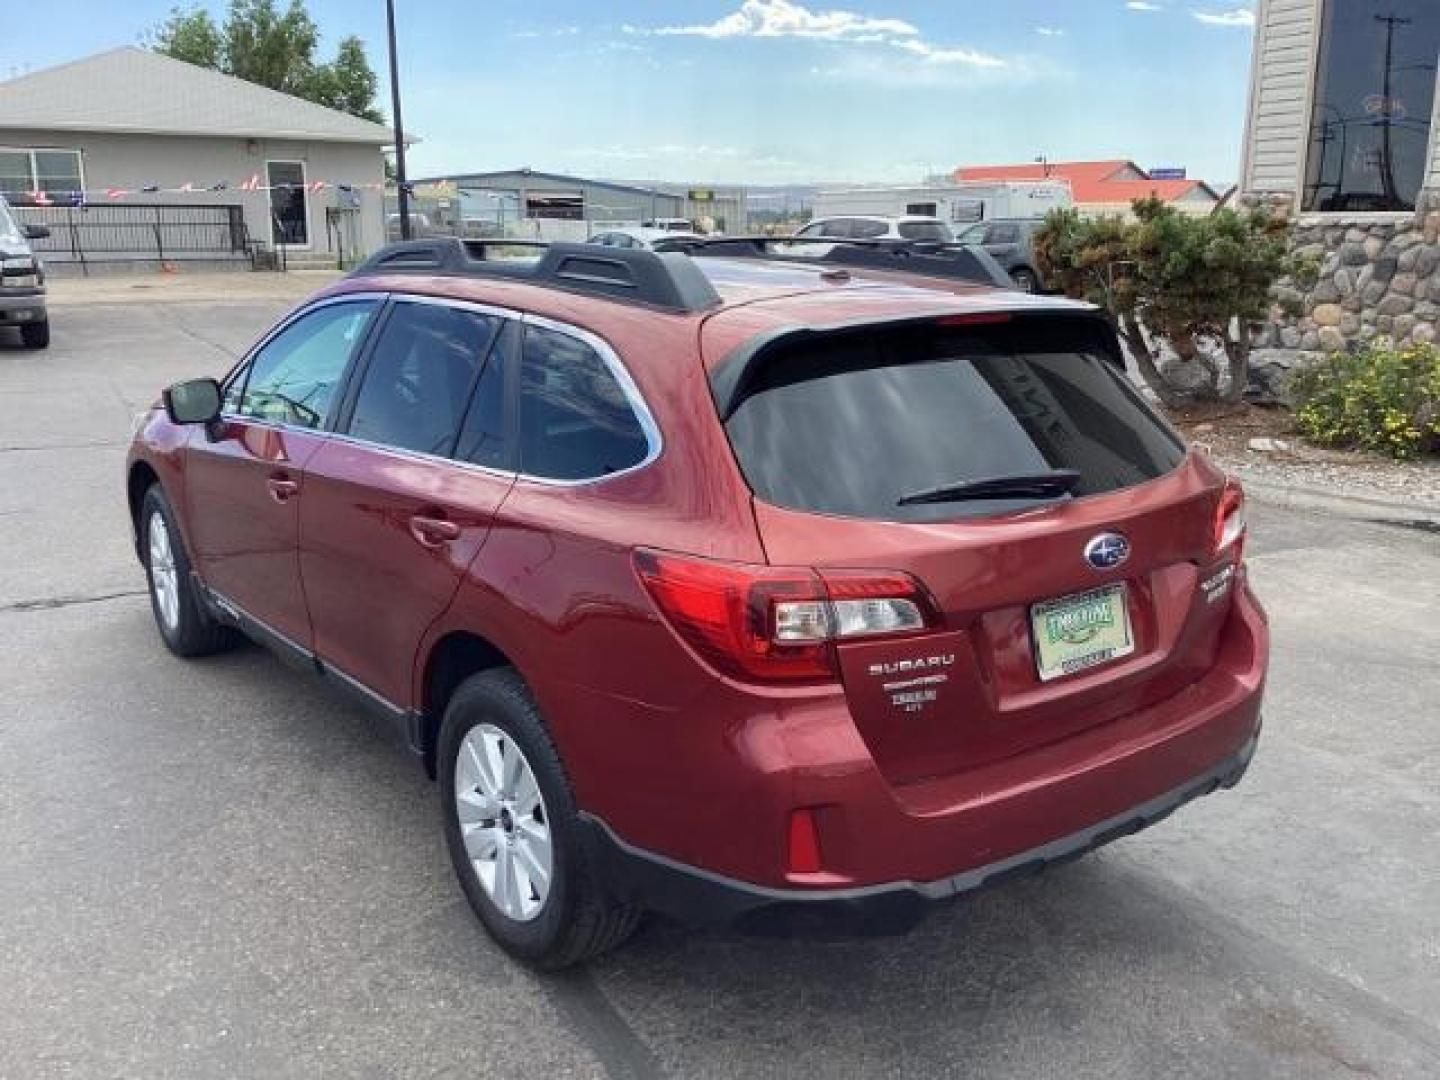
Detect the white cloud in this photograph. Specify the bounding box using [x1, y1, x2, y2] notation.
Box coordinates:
[625, 0, 1007, 70]
[1126, 2, 1164, 11]
[1192, 8, 1256, 27]
[894, 38, 1007, 68]
[633, 0, 918, 41]
[511, 25, 581, 38]
[1035, 26, 1065, 36]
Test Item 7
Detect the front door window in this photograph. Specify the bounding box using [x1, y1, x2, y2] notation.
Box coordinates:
[267, 161, 309, 246]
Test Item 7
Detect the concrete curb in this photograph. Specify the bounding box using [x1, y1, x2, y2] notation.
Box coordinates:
[1240, 476, 1440, 528]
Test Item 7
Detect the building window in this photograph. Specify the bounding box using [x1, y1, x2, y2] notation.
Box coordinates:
[1302, 0, 1440, 213]
[0, 148, 84, 197]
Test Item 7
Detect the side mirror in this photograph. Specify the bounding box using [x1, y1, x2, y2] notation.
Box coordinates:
[22, 223, 50, 241]
[163, 378, 223, 425]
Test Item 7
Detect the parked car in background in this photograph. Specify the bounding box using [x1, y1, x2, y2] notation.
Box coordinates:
[794, 214, 954, 244]
[587, 226, 705, 250]
[0, 195, 51, 349]
[642, 217, 696, 232]
[126, 236, 1265, 968]
[956, 218, 1046, 293]
[385, 211, 440, 241]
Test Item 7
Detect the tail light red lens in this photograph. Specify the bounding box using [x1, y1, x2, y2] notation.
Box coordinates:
[633, 550, 937, 684]
[1213, 480, 1247, 560]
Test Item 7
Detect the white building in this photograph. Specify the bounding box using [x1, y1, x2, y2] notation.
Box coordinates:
[0, 48, 393, 268]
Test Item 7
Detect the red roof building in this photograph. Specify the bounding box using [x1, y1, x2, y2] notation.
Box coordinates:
[955, 160, 1223, 216]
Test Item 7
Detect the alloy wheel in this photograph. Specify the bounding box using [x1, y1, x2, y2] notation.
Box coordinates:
[454, 723, 553, 922]
[147, 511, 180, 631]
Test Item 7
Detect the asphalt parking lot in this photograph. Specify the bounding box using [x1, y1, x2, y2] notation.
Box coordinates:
[2, 287, 1438, 1079]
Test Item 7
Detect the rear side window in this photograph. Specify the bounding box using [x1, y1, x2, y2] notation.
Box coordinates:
[849, 219, 888, 239]
[346, 301, 500, 456]
[517, 325, 651, 481]
[897, 221, 953, 243]
[723, 319, 1184, 522]
[989, 224, 1020, 244]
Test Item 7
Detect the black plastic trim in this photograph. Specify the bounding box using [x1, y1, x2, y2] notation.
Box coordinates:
[201, 583, 422, 754]
[664, 235, 1013, 288]
[579, 732, 1258, 934]
[350, 238, 723, 314]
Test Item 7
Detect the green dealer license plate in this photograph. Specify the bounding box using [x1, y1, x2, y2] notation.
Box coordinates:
[1030, 583, 1135, 682]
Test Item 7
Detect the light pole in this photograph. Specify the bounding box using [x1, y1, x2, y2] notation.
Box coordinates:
[386, 0, 411, 240]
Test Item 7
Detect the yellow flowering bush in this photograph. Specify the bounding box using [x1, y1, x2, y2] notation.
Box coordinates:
[1292, 341, 1440, 460]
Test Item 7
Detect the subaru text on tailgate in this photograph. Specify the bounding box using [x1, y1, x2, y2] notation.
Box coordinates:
[125, 237, 1266, 968]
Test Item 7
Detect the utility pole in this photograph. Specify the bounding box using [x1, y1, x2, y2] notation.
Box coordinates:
[386, 0, 411, 240]
[1375, 12, 1411, 207]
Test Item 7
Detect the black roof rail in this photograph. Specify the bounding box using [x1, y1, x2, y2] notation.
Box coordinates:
[655, 235, 1013, 289]
[349, 237, 723, 314]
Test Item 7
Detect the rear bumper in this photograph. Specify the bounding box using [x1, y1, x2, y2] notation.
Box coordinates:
[581, 731, 1257, 933]
[0, 289, 47, 325]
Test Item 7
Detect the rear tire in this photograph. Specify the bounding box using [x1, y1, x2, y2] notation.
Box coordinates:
[140, 484, 237, 657]
[20, 319, 50, 349]
[439, 669, 641, 969]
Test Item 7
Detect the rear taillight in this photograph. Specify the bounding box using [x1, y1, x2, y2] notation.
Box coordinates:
[633, 550, 937, 684]
[1213, 480, 1247, 560]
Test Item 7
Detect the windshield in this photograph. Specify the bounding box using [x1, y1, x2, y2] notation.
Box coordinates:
[724, 318, 1185, 522]
[0, 199, 20, 244]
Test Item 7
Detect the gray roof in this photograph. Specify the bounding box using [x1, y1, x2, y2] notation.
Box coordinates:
[0, 47, 393, 144]
[414, 168, 673, 199]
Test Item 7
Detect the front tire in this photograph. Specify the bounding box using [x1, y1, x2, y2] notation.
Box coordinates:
[439, 669, 640, 969]
[20, 319, 50, 349]
[140, 484, 237, 657]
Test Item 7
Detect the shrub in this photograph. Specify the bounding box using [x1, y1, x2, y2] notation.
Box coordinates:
[1035, 199, 1312, 406]
[1292, 341, 1440, 459]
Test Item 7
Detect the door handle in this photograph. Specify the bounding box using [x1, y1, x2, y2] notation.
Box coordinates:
[267, 475, 300, 503]
[409, 514, 461, 547]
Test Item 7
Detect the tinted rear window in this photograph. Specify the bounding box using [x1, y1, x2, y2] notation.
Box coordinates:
[723, 319, 1185, 522]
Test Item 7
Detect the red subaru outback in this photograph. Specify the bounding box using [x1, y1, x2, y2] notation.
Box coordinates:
[126, 238, 1266, 968]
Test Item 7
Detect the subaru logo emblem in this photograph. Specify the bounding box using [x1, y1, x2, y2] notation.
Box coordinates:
[1084, 532, 1130, 570]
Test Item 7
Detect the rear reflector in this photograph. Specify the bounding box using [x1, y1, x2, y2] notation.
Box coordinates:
[787, 808, 823, 874]
[634, 550, 937, 684]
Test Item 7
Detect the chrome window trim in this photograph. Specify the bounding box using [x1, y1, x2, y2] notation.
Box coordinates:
[219, 292, 664, 489]
[516, 310, 664, 487]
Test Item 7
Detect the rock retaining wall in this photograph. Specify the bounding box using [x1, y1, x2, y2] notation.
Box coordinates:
[1248, 189, 1440, 399]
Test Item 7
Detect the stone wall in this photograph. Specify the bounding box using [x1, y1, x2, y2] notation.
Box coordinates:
[1248, 190, 1440, 399]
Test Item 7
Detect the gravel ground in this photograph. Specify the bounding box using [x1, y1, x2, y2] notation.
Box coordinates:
[1209, 452, 1440, 510]
[1172, 406, 1440, 511]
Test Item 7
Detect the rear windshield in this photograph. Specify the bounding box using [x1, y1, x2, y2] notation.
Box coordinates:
[723, 318, 1185, 522]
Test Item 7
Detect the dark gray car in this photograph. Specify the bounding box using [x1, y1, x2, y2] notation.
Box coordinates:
[0, 195, 50, 348]
[956, 218, 1045, 293]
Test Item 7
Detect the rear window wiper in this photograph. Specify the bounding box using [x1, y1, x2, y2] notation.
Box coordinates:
[896, 469, 1082, 507]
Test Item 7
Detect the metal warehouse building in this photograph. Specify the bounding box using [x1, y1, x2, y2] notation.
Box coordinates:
[408, 168, 745, 237]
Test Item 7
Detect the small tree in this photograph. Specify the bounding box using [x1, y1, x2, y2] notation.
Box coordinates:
[151, 1, 383, 124]
[1035, 198, 1309, 406]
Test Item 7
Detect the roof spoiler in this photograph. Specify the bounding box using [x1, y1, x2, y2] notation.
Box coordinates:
[707, 308, 1121, 421]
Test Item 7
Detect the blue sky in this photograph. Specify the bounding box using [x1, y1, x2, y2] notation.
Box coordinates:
[0, 1, 1259, 187]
